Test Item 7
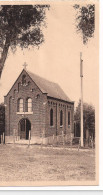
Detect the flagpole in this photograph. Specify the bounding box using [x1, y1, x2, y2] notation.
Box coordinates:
[80, 52, 83, 147]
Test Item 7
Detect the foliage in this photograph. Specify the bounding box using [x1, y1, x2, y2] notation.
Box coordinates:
[0, 5, 50, 77]
[73, 4, 95, 44]
[74, 100, 95, 139]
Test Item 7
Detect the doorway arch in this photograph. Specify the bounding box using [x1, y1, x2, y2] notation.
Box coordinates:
[19, 118, 31, 140]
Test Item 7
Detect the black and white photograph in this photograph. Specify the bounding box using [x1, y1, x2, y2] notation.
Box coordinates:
[0, 0, 99, 186]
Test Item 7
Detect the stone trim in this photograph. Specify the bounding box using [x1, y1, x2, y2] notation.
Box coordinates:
[16, 112, 33, 115]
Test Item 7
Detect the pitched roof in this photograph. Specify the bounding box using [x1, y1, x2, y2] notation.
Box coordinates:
[27, 70, 72, 103]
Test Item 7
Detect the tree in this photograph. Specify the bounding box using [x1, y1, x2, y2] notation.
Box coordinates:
[74, 100, 95, 140]
[73, 4, 95, 147]
[73, 4, 95, 44]
[0, 5, 50, 78]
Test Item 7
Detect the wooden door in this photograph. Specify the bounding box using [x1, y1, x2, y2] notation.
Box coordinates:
[20, 119, 26, 139]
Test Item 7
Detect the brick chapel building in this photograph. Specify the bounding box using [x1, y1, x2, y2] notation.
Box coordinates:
[4, 68, 74, 144]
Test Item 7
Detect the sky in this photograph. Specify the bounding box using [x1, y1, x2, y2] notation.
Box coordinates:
[0, 1, 99, 108]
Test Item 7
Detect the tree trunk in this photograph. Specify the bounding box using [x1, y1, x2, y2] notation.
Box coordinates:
[0, 36, 10, 78]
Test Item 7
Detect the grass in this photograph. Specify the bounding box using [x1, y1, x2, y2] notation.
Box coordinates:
[0, 144, 95, 182]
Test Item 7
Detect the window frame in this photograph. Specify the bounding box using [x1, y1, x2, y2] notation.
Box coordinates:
[50, 108, 53, 127]
[68, 111, 70, 126]
[27, 98, 32, 112]
[17, 98, 24, 112]
[60, 110, 63, 127]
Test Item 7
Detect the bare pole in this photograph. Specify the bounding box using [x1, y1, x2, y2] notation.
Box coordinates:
[80, 52, 83, 147]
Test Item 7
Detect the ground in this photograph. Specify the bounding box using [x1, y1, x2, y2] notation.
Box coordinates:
[0, 144, 95, 183]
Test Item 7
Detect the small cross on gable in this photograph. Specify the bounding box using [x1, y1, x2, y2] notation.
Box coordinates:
[23, 62, 28, 70]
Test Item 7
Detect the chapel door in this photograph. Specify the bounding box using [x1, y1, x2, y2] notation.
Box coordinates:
[19, 118, 31, 140]
[20, 119, 26, 139]
[26, 120, 31, 140]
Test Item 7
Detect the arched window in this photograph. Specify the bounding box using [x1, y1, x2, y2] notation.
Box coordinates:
[17, 98, 23, 112]
[27, 98, 32, 112]
[60, 110, 63, 126]
[68, 111, 70, 126]
[22, 75, 26, 85]
[50, 109, 53, 126]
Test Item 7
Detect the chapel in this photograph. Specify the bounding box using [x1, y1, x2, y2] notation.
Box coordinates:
[4, 68, 74, 144]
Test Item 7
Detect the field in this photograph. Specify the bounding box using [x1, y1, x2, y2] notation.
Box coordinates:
[0, 144, 95, 183]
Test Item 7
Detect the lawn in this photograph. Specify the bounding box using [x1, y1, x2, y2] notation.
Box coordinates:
[0, 144, 95, 183]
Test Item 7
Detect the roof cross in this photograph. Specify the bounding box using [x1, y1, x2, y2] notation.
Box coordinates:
[23, 62, 28, 70]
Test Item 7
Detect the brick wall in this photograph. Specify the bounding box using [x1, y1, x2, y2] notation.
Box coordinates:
[45, 97, 74, 137]
[4, 69, 74, 143]
[4, 70, 47, 140]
